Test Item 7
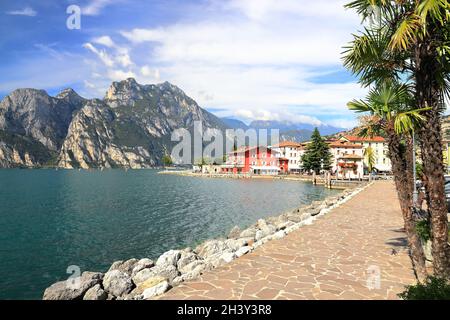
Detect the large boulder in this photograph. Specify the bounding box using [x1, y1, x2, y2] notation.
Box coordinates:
[227, 226, 241, 239]
[131, 258, 154, 277]
[156, 250, 181, 267]
[83, 284, 108, 300]
[204, 250, 236, 269]
[239, 227, 258, 239]
[103, 270, 134, 297]
[129, 276, 167, 297]
[142, 280, 170, 299]
[255, 224, 276, 241]
[225, 238, 249, 252]
[172, 264, 206, 286]
[195, 240, 228, 259]
[43, 272, 103, 300]
[177, 252, 198, 271]
[108, 258, 139, 276]
[132, 264, 178, 284]
[235, 246, 251, 258]
[179, 260, 205, 274]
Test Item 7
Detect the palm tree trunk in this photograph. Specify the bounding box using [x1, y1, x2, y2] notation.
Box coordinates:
[386, 125, 427, 280]
[415, 40, 450, 279]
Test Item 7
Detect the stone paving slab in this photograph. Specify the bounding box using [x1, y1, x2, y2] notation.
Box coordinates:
[158, 181, 416, 300]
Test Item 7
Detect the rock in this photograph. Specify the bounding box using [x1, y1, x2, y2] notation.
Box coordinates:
[204, 250, 236, 269]
[235, 246, 251, 257]
[177, 252, 198, 271]
[255, 224, 276, 241]
[325, 197, 338, 206]
[239, 227, 258, 239]
[225, 238, 248, 251]
[173, 263, 206, 286]
[220, 251, 236, 263]
[103, 270, 134, 297]
[131, 258, 154, 277]
[275, 221, 294, 230]
[179, 260, 205, 274]
[311, 200, 323, 207]
[142, 281, 170, 299]
[255, 230, 265, 241]
[43, 272, 103, 300]
[156, 250, 181, 267]
[129, 276, 167, 297]
[108, 258, 139, 276]
[195, 240, 228, 259]
[132, 264, 178, 284]
[227, 225, 241, 239]
[83, 284, 107, 300]
[310, 206, 323, 216]
[256, 219, 268, 229]
[273, 230, 286, 240]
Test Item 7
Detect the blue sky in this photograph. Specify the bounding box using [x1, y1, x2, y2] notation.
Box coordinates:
[0, 0, 367, 128]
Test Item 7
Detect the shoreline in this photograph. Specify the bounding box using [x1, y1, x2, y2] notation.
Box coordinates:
[159, 170, 367, 190]
[42, 181, 370, 300]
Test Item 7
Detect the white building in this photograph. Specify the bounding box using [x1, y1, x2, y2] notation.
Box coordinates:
[339, 136, 392, 173]
[271, 141, 305, 173]
[329, 140, 364, 179]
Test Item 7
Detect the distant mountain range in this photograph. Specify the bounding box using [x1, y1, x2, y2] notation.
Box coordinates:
[220, 118, 344, 143]
[0, 78, 345, 168]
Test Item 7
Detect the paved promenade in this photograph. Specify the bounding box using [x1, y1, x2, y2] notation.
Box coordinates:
[159, 181, 416, 300]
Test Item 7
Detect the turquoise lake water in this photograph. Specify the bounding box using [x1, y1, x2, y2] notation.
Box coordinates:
[0, 169, 340, 299]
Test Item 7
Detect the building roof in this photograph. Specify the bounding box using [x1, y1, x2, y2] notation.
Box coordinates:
[342, 135, 386, 143]
[273, 141, 304, 148]
[226, 145, 276, 155]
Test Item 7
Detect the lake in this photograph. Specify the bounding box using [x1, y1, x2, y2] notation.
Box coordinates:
[0, 169, 340, 299]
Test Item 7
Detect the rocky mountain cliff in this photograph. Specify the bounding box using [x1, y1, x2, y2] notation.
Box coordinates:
[0, 79, 226, 168]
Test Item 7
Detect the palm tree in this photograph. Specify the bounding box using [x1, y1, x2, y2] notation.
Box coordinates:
[364, 146, 376, 175]
[348, 82, 429, 280]
[344, 0, 450, 278]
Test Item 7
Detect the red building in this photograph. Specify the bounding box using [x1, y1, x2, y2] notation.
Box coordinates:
[221, 146, 281, 175]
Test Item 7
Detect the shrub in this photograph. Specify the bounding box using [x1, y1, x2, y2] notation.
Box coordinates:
[399, 276, 450, 300]
[415, 220, 431, 242]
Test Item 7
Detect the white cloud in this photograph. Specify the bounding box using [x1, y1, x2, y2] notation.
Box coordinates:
[83, 0, 366, 126]
[120, 28, 166, 44]
[83, 43, 114, 67]
[107, 69, 136, 81]
[92, 36, 115, 47]
[6, 7, 37, 17]
[82, 0, 114, 16]
[327, 118, 357, 129]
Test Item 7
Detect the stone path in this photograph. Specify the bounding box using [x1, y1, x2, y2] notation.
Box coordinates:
[158, 181, 416, 300]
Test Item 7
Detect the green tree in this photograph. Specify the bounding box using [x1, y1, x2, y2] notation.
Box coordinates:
[364, 146, 376, 173]
[162, 154, 173, 167]
[302, 128, 333, 174]
[344, 0, 450, 278]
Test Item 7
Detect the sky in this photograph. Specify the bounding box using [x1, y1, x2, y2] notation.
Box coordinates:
[0, 0, 368, 129]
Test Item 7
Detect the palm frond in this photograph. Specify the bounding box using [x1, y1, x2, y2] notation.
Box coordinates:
[417, 0, 449, 24]
[389, 13, 422, 50]
[347, 99, 373, 113]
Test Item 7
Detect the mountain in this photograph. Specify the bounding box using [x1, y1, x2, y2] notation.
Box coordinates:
[0, 88, 86, 167]
[0, 79, 226, 168]
[247, 120, 344, 142]
[249, 120, 343, 136]
[220, 118, 249, 130]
